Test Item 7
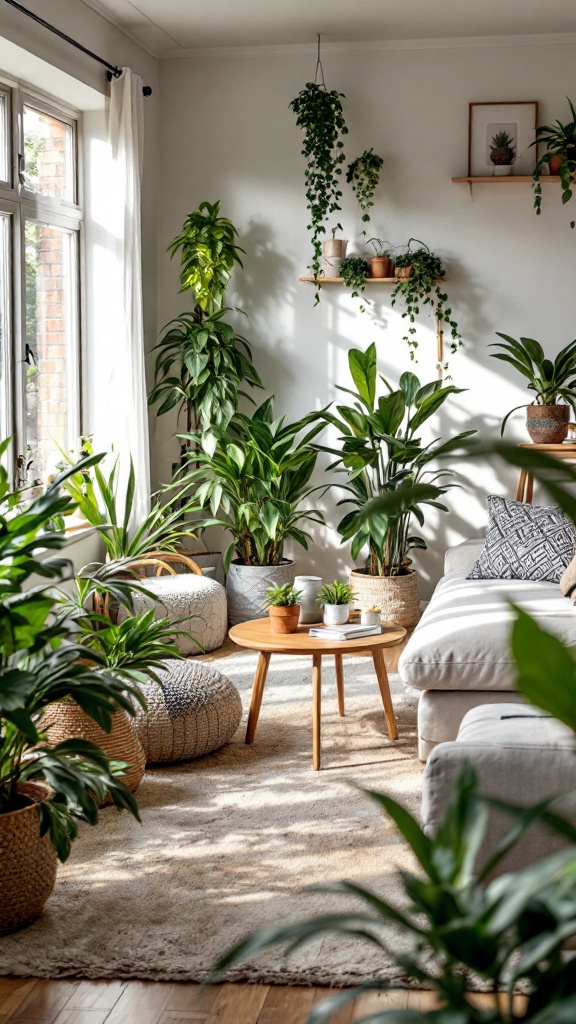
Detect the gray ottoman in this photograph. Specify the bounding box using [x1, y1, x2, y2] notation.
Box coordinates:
[421, 703, 576, 875]
[135, 660, 242, 763]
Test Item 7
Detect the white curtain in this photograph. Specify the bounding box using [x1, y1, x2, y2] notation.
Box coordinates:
[96, 67, 150, 528]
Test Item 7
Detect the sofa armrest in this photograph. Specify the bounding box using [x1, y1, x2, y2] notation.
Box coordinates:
[444, 538, 485, 575]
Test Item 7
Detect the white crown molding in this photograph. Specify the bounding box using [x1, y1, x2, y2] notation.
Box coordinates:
[160, 32, 576, 61]
[78, 0, 172, 59]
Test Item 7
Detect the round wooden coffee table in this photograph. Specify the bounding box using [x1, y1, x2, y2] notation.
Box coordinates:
[228, 619, 407, 770]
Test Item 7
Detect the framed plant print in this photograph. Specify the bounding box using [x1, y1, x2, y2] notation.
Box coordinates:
[468, 101, 538, 176]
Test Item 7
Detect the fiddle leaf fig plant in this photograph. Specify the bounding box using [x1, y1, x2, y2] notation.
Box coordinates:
[346, 148, 384, 229]
[391, 239, 461, 362]
[289, 81, 348, 302]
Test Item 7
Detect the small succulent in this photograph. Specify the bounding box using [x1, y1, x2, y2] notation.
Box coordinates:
[263, 584, 302, 608]
[317, 581, 355, 606]
[490, 130, 515, 165]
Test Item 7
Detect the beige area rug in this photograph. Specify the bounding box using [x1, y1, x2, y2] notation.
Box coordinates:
[0, 643, 425, 986]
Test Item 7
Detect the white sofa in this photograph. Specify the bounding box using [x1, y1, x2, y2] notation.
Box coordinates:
[399, 538, 576, 760]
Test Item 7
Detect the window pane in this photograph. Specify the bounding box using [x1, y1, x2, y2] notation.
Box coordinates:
[23, 105, 74, 201]
[25, 220, 78, 487]
[0, 214, 10, 440]
[0, 90, 8, 183]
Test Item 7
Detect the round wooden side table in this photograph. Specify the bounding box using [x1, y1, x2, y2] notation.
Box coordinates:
[228, 619, 407, 770]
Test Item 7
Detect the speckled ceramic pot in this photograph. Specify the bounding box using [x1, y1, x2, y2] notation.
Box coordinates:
[526, 405, 571, 444]
[226, 559, 296, 627]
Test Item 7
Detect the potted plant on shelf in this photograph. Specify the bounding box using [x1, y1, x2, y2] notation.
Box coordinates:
[318, 581, 355, 626]
[317, 344, 475, 626]
[391, 239, 461, 361]
[339, 255, 370, 306]
[180, 398, 328, 626]
[532, 97, 576, 226]
[346, 148, 384, 230]
[264, 584, 303, 634]
[289, 80, 348, 301]
[366, 237, 394, 278]
[490, 130, 515, 175]
[320, 223, 348, 276]
[490, 332, 576, 443]
[0, 442, 141, 934]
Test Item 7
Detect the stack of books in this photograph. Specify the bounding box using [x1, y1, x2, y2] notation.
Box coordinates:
[308, 623, 383, 641]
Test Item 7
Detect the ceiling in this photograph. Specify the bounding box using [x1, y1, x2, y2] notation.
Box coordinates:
[81, 0, 576, 57]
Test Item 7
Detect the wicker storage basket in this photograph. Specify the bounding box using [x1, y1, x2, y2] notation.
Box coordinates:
[42, 702, 146, 796]
[0, 781, 58, 935]
[350, 568, 420, 628]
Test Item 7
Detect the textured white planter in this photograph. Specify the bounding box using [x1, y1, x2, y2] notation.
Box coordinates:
[226, 559, 296, 627]
[294, 575, 323, 624]
[323, 603, 350, 626]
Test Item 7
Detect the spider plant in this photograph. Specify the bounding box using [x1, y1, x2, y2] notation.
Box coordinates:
[490, 333, 576, 434]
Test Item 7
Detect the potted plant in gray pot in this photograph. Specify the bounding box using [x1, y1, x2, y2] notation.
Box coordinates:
[491, 332, 576, 443]
[181, 399, 328, 625]
[316, 344, 475, 627]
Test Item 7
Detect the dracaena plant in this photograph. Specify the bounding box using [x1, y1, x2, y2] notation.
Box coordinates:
[532, 97, 576, 227]
[0, 439, 141, 860]
[490, 333, 576, 434]
[178, 398, 327, 569]
[318, 343, 475, 577]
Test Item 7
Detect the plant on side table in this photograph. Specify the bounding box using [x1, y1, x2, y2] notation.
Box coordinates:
[391, 239, 461, 362]
[491, 332, 576, 443]
[318, 581, 355, 626]
[318, 343, 475, 626]
[179, 398, 327, 625]
[264, 584, 303, 634]
[0, 441, 142, 934]
[532, 96, 576, 227]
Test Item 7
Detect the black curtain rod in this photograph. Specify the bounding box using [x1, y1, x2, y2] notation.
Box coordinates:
[3, 0, 152, 96]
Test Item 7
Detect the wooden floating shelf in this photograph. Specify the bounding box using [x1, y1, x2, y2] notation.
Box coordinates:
[300, 276, 397, 283]
[452, 175, 561, 184]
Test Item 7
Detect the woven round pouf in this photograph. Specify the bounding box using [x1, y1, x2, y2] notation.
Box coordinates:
[118, 575, 227, 655]
[134, 660, 242, 763]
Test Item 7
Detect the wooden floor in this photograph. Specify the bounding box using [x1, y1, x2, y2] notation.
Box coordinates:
[2, 634, 434, 1024]
[0, 978, 516, 1023]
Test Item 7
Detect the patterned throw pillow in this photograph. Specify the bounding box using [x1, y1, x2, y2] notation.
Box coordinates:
[467, 496, 576, 583]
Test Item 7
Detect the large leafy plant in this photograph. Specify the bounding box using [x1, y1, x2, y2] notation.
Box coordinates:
[532, 97, 576, 227]
[391, 240, 461, 361]
[179, 398, 327, 569]
[0, 440, 141, 860]
[490, 333, 576, 433]
[168, 200, 244, 313]
[289, 81, 348, 300]
[319, 344, 474, 576]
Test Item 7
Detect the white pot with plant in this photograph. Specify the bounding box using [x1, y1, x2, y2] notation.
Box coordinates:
[321, 224, 348, 276]
[317, 343, 475, 628]
[318, 581, 355, 625]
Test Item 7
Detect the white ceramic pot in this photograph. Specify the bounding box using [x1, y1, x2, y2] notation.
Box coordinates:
[323, 603, 350, 626]
[494, 165, 513, 176]
[226, 559, 295, 627]
[294, 575, 323, 624]
[360, 610, 381, 626]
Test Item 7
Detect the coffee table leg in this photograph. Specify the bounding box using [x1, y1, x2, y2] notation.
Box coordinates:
[334, 653, 345, 717]
[312, 654, 322, 770]
[372, 649, 398, 741]
[245, 651, 271, 744]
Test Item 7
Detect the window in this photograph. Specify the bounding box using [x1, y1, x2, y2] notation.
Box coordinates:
[0, 79, 81, 487]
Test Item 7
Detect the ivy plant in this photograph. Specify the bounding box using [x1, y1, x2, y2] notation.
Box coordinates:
[391, 240, 461, 362]
[346, 148, 384, 230]
[339, 256, 369, 300]
[289, 82, 348, 302]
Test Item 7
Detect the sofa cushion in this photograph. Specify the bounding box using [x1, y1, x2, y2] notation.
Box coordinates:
[399, 569, 576, 692]
[417, 689, 528, 761]
[467, 496, 576, 584]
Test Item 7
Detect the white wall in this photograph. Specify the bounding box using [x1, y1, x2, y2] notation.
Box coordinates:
[156, 38, 576, 596]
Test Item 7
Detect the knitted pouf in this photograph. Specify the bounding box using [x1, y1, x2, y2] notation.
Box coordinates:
[135, 660, 243, 763]
[119, 575, 227, 655]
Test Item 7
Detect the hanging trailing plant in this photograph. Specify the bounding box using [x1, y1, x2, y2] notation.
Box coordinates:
[339, 256, 370, 311]
[531, 97, 576, 229]
[391, 239, 461, 363]
[346, 148, 384, 229]
[289, 41, 348, 303]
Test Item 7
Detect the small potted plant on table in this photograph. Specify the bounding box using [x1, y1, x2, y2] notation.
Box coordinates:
[491, 332, 576, 442]
[318, 581, 355, 625]
[264, 584, 302, 634]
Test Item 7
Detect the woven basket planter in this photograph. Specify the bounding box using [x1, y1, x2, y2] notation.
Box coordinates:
[350, 568, 420, 628]
[42, 702, 146, 796]
[0, 781, 58, 935]
[226, 559, 296, 627]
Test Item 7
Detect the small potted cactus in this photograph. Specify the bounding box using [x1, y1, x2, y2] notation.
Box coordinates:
[264, 584, 302, 634]
[490, 130, 515, 176]
[318, 581, 355, 626]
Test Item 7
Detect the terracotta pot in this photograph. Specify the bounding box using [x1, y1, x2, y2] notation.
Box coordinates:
[549, 154, 563, 174]
[0, 782, 58, 935]
[268, 605, 301, 634]
[350, 568, 420, 628]
[526, 405, 572, 444]
[395, 266, 412, 280]
[369, 256, 393, 278]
